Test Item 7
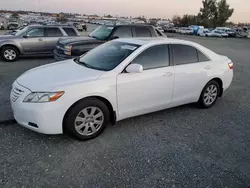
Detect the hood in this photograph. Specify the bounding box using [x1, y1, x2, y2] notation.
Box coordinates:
[17, 59, 104, 91]
[59, 36, 99, 45]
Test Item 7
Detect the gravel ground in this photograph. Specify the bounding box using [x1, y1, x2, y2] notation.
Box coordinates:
[0, 34, 250, 187]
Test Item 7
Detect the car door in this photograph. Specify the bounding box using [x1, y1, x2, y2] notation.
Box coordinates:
[170, 43, 212, 106]
[19, 27, 46, 54]
[117, 44, 174, 120]
[44, 27, 64, 53]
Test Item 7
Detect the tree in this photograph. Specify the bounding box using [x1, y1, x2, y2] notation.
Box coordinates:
[198, 0, 233, 27]
[217, 0, 234, 26]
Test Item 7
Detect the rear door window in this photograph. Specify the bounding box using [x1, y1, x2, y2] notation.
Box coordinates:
[63, 27, 77, 36]
[46, 27, 63, 37]
[113, 27, 133, 38]
[171, 44, 198, 65]
[134, 27, 152, 37]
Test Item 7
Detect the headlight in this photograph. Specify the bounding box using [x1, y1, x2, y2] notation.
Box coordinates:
[64, 45, 72, 55]
[23, 91, 64, 103]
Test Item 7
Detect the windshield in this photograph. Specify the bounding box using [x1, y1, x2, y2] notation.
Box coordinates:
[15, 26, 30, 36]
[89, 26, 114, 40]
[77, 41, 140, 71]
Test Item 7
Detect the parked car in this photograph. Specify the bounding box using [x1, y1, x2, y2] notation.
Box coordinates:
[180, 27, 194, 34]
[7, 22, 20, 30]
[75, 23, 87, 32]
[0, 25, 80, 62]
[54, 24, 166, 61]
[206, 30, 228, 37]
[156, 26, 164, 33]
[11, 38, 233, 140]
[197, 28, 212, 36]
[216, 27, 236, 37]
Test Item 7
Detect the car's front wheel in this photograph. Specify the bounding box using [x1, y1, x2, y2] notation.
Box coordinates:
[1, 46, 19, 62]
[64, 98, 110, 140]
[198, 80, 220, 108]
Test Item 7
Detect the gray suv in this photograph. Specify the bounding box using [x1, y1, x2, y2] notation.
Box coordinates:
[0, 25, 80, 62]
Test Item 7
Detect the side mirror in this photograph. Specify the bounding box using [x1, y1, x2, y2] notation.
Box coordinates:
[110, 36, 119, 40]
[126, 64, 143, 73]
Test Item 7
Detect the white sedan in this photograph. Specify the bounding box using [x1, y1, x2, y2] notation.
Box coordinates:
[11, 38, 233, 140]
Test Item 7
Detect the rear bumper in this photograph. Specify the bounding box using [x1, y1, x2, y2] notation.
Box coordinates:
[53, 49, 76, 61]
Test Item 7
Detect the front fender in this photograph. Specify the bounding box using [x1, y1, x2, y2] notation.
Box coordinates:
[0, 40, 23, 54]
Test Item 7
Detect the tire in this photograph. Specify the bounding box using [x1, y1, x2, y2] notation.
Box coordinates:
[1, 46, 19, 62]
[64, 98, 110, 140]
[198, 80, 220, 108]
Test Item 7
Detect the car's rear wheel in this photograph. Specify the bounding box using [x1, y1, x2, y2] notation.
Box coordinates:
[198, 80, 220, 108]
[64, 98, 110, 140]
[1, 46, 19, 62]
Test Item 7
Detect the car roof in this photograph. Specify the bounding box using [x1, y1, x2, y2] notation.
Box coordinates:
[116, 37, 196, 46]
[104, 24, 153, 28]
[115, 37, 220, 60]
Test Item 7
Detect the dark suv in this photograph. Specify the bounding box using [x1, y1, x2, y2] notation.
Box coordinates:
[0, 25, 79, 62]
[54, 24, 166, 61]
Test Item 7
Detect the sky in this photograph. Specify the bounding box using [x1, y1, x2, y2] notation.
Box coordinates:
[1, 0, 250, 23]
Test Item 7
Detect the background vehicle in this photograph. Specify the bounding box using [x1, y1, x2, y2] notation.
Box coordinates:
[11, 38, 233, 140]
[0, 25, 80, 62]
[198, 28, 212, 36]
[54, 24, 167, 61]
[156, 26, 164, 33]
[216, 27, 236, 37]
[179, 27, 194, 34]
[75, 23, 87, 32]
[7, 22, 20, 30]
[211, 30, 228, 37]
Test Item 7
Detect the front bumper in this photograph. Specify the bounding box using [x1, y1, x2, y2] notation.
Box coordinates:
[54, 49, 76, 61]
[10, 82, 65, 135]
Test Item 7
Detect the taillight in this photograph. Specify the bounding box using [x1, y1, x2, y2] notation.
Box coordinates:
[228, 62, 233, 69]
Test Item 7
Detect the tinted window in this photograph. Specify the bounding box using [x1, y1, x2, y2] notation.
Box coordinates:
[197, 50, 210, 62]
[63, 27, 77, 36]
[46, 28, 63, 37]
[135, 27, 152, 37]
[89, 26, 114, 40]
[132, 45, 169, 70]
[113, 27, 132, 38]
[26, 28, 44, 37]
[172, 44, 198, 65]
[78, 41, 140, 71]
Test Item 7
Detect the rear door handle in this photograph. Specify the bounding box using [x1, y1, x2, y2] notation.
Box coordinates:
[38, 38, 43, 41]
[163, 72, 173, 76]
[205, 65, 212, 70]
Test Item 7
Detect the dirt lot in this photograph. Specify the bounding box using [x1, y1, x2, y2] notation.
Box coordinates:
[0, 33, 250, 188]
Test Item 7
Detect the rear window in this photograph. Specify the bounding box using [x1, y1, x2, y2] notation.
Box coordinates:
[63, 27, 77, 36]
[46, 27, 63, 37]
[135, 27, 152, 37]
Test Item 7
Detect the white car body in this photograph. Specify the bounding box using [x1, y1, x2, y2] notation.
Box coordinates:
[198, 29, 211, 36]
[207, 30, 229, 37]
[11, 38, 233, 135]
[180, 28, 194, 34]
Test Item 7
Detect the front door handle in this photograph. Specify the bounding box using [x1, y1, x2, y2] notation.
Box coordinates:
[163, 72, 173, 76]
[205, 65, 212, 70]
[38, 38, 43, 41]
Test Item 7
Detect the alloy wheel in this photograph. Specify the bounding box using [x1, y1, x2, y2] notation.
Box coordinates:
[4, 49, 16, 61]
[74, 106, 104, 136]
[203, 84, 218, 105]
